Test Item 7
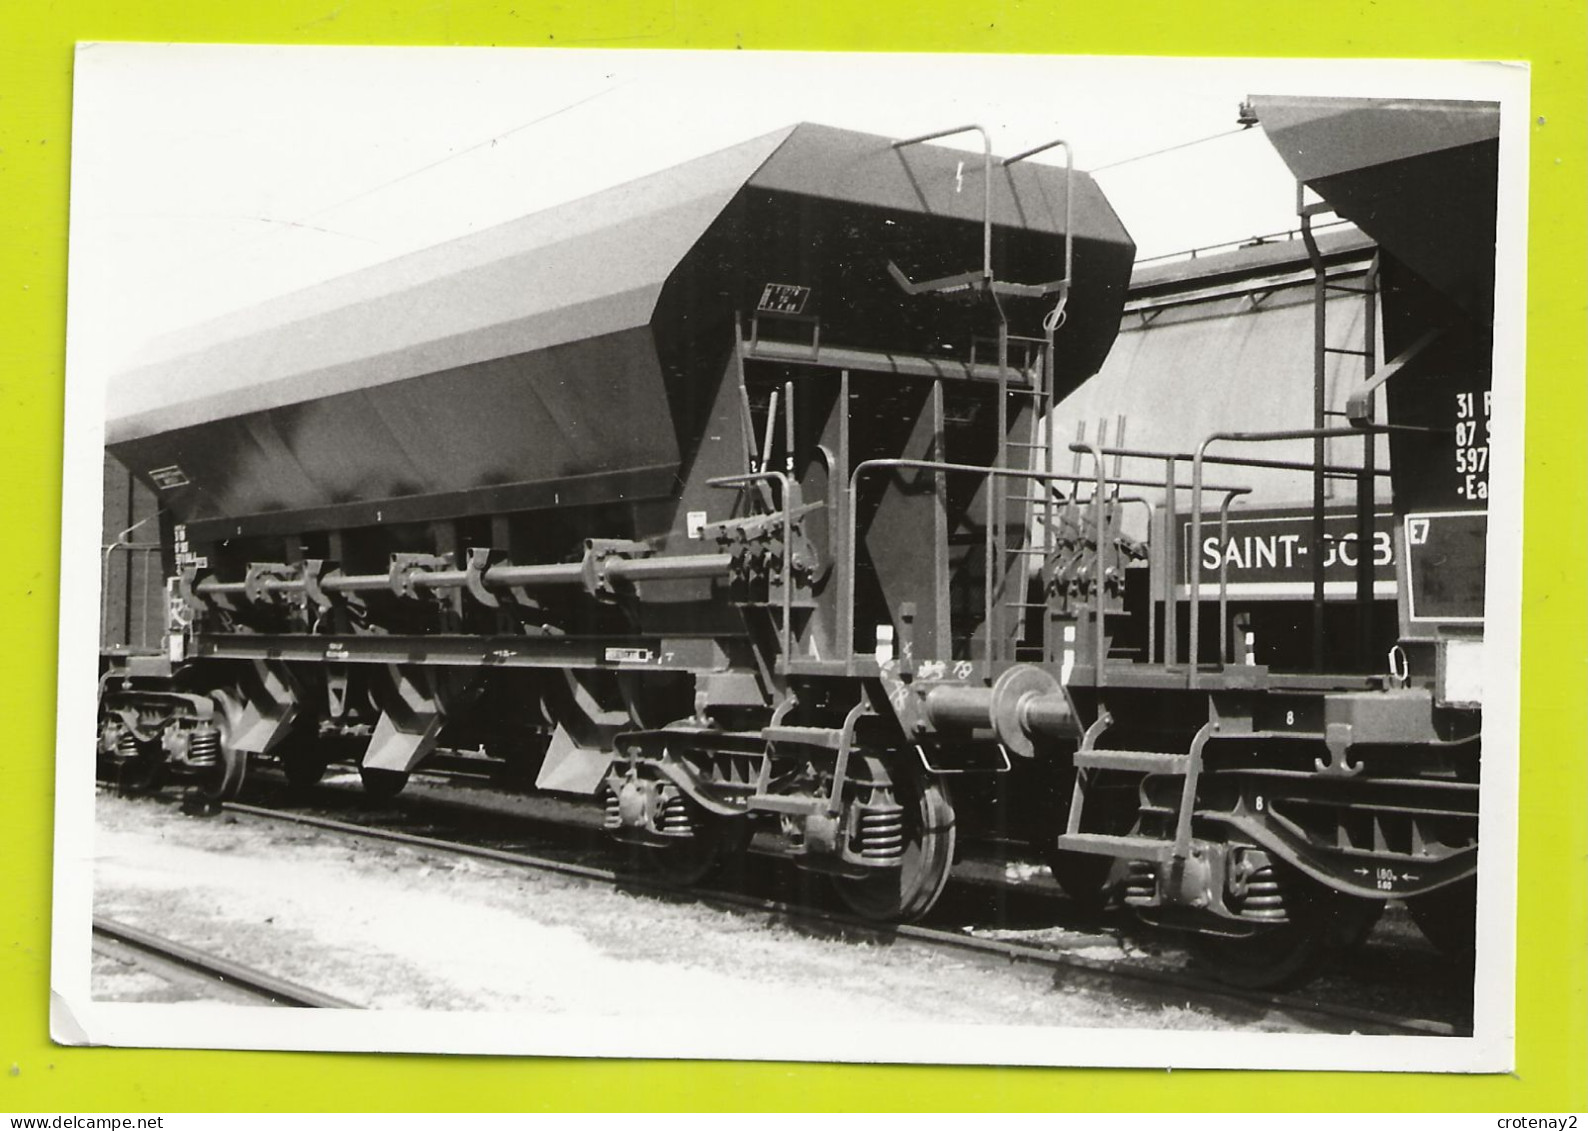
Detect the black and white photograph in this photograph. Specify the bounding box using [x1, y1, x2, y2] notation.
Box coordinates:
[53, 47, 1527, 1070]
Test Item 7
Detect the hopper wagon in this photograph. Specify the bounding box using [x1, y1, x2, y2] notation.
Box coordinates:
[96, 100, 1498, 987]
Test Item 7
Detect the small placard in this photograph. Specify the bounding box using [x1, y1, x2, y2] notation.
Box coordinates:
[757, 283, 810, 315]
[1405, 510, 1487, 623]
[604, 647, 654, 664]
[148, 464, 190, 490]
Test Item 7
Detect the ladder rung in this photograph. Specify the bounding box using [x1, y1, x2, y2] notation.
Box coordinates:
[1052, 832, 1175, 862]
[1324, 347, 1373, 357]
[1076, 749, 1190, 774]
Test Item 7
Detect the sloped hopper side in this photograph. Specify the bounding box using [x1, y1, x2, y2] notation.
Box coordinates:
[1253, 95, 1500, 323]
[106, 123, 1134, 537]
[1255, 93, 1499, 621]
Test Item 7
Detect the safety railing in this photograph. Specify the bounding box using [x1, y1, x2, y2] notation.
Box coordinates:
[1188, 426, 1392, 683]
[101, 541, 165, 653]
[889, 125, 996, 293]
[843, 459, 1249, 678]
[1070, 444, 1251, 678]
[1070, 428, 1394, 678]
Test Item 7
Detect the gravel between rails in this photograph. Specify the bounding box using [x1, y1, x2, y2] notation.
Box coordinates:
[92, 771, 1474, 1034]
[220, 798, 1465, 1037]
[250, 766, 1475, 1029]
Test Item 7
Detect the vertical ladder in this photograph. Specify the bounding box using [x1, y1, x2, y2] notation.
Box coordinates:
[1301, 205, 1381, 671]
[988, 327, 1055, 661]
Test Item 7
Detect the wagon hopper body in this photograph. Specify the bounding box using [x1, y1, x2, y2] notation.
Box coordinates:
[99, 123, 1138, 919]
[96, 100, 1499, 985]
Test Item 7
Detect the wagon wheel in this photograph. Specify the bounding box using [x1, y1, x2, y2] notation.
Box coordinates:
[1191, 870, 1380, 991]
[103, 724, 165, 796]
[116, 741, 165, 796]
[1334, 897, 1386, 953]
[1407, 877, 1477, 958]
[182, 688, 249, 813]
[1044, 849, 1115, 915]
[832, 766, 956, 924]
[359, 766, 410, 803]
[641, 821, 745, 888]
[276, 730, 332, 792]
[637, 795, 752, 889]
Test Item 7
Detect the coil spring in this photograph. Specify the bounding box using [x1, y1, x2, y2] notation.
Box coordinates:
[1236, 863, 1288, 922]
[115, 732, 140, 764]
[1122, 860, 1156, 908]
[855, 797, 906, 861]
[187, 727, 221, 769]
[602, 789, 622, 830]
[657, 791, 695, 837]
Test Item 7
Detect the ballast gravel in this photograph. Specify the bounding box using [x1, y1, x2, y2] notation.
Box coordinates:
[90, 792, 1314, 1033]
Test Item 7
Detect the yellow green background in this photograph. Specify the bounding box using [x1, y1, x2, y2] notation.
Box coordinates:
[3, 0, 1583, 1112]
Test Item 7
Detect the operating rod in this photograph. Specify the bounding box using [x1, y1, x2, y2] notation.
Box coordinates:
[195, 553, 733, 600]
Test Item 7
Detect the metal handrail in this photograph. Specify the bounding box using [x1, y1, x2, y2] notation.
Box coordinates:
[1002, 137, 1076, 626]
[1001, 136, 1075, 306]
[101, 541, 163, 652]
[847, 458, 1248, 676]
[1081, 442, 1392, 480]
[892, 125, 994, 287]
[1188, 426, 1393, 681]
[1071, 443, 1253, 675]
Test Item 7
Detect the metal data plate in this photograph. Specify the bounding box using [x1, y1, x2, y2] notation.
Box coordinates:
[1404, 510, 1486, 623]
[757, 283, 810, 315]
[147, 465, 189, 490]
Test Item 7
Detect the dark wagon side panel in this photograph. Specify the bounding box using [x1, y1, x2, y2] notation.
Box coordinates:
[105, 123, 1133, 546]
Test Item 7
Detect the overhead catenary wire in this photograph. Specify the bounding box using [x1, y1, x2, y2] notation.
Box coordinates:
[1091, 124, 1253, 173]
[314, 82, 624, 218]
[152, 82, 626, 285]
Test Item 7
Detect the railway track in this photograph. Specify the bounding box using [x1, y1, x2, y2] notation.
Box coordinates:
[92, 915, 357, 1009]
[219, 798, 1465, 1037]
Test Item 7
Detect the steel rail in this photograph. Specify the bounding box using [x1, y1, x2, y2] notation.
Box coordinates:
[92, 915, 358, 1009]
[219, 800, 1463, 1038]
